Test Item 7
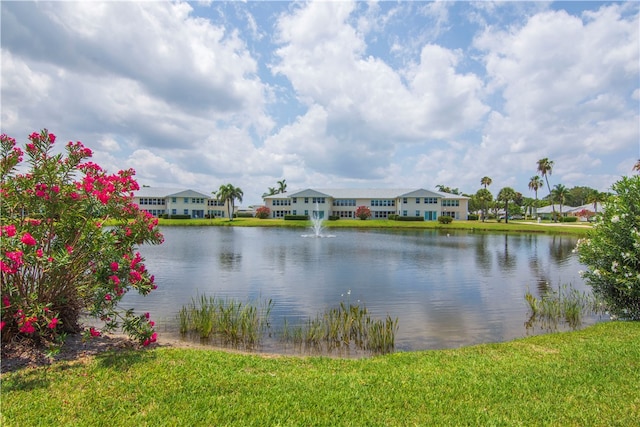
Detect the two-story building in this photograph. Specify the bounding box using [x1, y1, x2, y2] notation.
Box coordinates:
[263, 188, 469, 220]
[133, 187, 229, 218]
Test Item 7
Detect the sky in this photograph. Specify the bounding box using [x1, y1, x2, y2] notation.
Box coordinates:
[1, 1, 639, 206]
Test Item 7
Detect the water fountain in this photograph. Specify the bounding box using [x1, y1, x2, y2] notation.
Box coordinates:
[302, 204, 335, 238]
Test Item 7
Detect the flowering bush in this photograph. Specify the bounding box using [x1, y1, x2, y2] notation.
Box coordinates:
[1, 129, 163, 348]
[355, 206, 371, 220]
[255, 206, 270, 219]
[577, 176, 640, 320]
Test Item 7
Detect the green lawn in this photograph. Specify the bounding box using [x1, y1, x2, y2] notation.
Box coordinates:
[157, 217, 591, 236]
[2, 321, 638, 426]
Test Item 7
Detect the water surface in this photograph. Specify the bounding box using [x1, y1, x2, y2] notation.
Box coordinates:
[121, 226, 601, 352]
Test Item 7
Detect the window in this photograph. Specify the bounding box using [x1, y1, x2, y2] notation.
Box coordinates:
[415, 210, 420, 216]
[292, 198, 297, 203]
[184, 198, 189, 203]
[183, 209, 189, 215]
[403, 210, 407, 217]
[403, 198, 407, 204]
[424, 197, 438, 204]
[304, 198, 309, 203]
[441, 200, 460, 207]
[172, 209, 177, 215]
[416, 198, 420, 203]
[172, 197, 177, 203]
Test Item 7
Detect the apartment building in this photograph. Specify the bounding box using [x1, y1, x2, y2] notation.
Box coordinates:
[263, 188, 469, 220]
[133, 187, 228, 218]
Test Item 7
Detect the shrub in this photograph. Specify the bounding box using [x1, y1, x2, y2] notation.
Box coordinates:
[438, 216, 453, 224]
[396, 216, 424, 222]
[167, 214, 191, 219]
[467, 214, 479, 221]
[255, 206, 270, 219]
[577, 175, 640, 320]
[355, 206, 372, 220]
[560, 216, 578, 222]
[388, 214, 399, 221]
[285, 215, 309, 220]
[0, 130, 163, 349]
[236, 212, 254, 218]
[327, 216, 339, 221]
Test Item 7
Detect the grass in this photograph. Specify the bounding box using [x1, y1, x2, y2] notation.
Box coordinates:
[2, 321, 639, 426]
[156, 217, 591, 236]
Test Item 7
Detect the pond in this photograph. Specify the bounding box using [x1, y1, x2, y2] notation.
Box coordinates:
[120, 226, 603, 354]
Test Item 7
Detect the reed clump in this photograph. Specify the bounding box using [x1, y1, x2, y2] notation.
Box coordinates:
[525, 284, 604, 330]
[178, 294, 273, 348]
[282, 302, 399, 354]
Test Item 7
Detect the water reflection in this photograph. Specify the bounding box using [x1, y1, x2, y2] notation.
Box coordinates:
[121, 227, 602, 352]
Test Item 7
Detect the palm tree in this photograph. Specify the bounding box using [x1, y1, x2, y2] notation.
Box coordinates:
[475, 188, 493, 222]
[634, 159, 640, 173]
[537, 158, 556, 221]
[277, 179, 287, 194]
[528, 175, 544, 218]
[480, 176, 492, 189]
[216, 184, 243, 221]
[551, 184, 569, 219]
[497, 187, 517, 224]
[586, 190, 607, 214]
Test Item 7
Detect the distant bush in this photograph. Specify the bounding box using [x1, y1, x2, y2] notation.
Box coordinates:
[396, 216, 424, 222]
[236, 212, 254, 218]
[438, 216, 453, 224]
[255, 206, 270, 219]
[560, 216, 578, 222]
[388, 214, 399, 221]
[328, 216, 339, 221]
[285, 215, 309, 221]
[355, 206, 372, 220]
[167, 214, 191, 219]
[467, 214, 479, 221]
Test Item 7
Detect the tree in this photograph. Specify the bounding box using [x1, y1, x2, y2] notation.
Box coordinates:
[277, 179, 287, 194]
[262, 187, 277, 198]
[586, 190, 607, 214]
[577, 175, 640, 319]
[528, 175, 543, 216]
[497, 187, 517, 223]
[537, 158, 556, 221]
[216, 184, 243, 221]
[634, 159, 640, 173]
[551, 184, 569, 219]
[480, 176, 492, 189]
[436, 185, 460, 195]
[355, 206, 372, 220]
[475, 188, 493, 222]
[1, 130, 162, 348]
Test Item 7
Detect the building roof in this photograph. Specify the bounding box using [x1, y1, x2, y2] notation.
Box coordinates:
[264, 188, 468, 200]
[133, 187, 211, 199]
[535, 204, 575, 214]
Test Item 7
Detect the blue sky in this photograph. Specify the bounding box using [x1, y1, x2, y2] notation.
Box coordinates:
[2, 1, 638, 205]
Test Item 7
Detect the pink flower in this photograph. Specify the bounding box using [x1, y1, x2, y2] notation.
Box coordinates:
[144, 312, 150, 319]
[1, 225, 16, 237]
[69, 192, 80, 200]
[109, 275, 120, 285]
[49, 133, 56, 144]
[89, 327, 101, 337]
[20, 321, 36, 334]
[21, 232, 37, 246]
[2, 295, 10, 307]
[36, 249, 44, 258]
[48, 318, 59, 329]
[105, 294, 112, 301]
[65, 245, 73, 254]
[0, 321, 5, 330]
[110, 262, 119, 272]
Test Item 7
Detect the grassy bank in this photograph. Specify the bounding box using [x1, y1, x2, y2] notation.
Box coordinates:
[157, 217, 591, 236]
[2, 321, 638, 426]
